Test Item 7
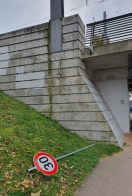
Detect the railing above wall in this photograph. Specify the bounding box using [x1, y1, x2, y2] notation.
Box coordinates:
[85, 13, 132, 48]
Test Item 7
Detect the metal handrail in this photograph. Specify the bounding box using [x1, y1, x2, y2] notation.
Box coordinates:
[85, 13, 132, 48]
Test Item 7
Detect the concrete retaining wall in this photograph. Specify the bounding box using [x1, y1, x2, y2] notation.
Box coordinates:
[0, 14, 123, 146]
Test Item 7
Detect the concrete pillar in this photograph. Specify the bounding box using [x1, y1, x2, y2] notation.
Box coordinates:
[50, 0, 64, 20]
[50, 0, 64, 53]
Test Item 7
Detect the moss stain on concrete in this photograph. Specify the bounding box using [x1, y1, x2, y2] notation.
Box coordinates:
[47, 23, 53, 116]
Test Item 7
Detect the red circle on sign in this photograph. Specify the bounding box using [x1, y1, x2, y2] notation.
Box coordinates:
[33, 152, 58, 176]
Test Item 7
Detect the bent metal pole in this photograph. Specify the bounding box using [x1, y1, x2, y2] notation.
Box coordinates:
[28, 143, 96, 172]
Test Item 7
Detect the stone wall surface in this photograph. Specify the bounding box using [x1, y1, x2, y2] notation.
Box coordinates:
[0, 14, 123, 146]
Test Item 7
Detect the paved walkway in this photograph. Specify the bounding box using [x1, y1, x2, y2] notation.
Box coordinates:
[75, 134, 132, 196]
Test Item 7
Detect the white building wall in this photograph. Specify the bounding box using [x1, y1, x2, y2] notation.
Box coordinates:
[96, 79, 130, 133]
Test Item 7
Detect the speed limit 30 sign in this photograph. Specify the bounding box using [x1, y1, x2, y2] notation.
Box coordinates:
[33, 152, 58, 176]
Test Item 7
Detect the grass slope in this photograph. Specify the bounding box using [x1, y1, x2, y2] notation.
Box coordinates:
[0, 92, 121, 196]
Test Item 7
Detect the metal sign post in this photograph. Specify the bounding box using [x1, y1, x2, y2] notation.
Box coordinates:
[55, 143, 96, 161]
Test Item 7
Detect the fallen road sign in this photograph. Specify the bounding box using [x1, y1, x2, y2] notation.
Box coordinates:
[28, 143, 96, 175]
[28, 152, 58, 176]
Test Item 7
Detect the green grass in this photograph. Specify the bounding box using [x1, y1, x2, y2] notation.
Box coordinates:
[0, 91, 121, 196]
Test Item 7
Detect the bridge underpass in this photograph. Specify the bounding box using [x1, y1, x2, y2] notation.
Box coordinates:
[82, 13, 132, 146]
[82, 39, 132, 144]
